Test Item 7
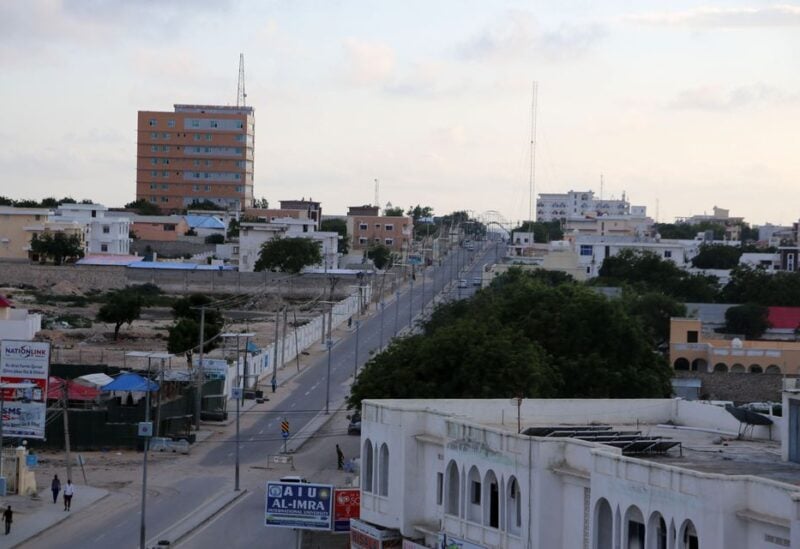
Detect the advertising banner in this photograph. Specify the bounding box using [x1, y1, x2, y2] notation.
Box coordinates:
[265, 481, 333, 531]
[200, 358, 228, 380]
[350, 519, 402, 549]
[0, 340, 50, 439]
[333, 488, 360, 532]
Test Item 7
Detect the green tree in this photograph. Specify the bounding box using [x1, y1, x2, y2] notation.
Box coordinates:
[124, 198, 161, 215]
[167, 294, 223, 367]
[0, 196, 13, 206]
[227, 218, 240, 238]
[655, 222, 725, 240]
[188, 199, 221, 211]
[29, 232, 85, 265]
[511, 221, 563, 243]
[407, 205, 433, 221]
[384, 207, 405, 216]
[691, 244, 742, 269]
[15, 199, 40, 207]
[724, 304, 771, 339]
[40, 197, 59, 208]
[253, 197, 270, 208]
[623, 291, 687, 348]
[205, 233, 225, 244]
[254, 237, 322, 273]
[367, 244, 393, 270]
[320, 218, 349, 254]
[96, 290, 143, 340]
[348, 269, 672, 409]
[722, 266, 800, 306]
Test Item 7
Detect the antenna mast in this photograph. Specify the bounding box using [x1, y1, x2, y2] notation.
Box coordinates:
[237, 53, 247, 107]
[374, 178, 379, 209]
[600, 174, 604, 200]
[528, 81, 538, 223]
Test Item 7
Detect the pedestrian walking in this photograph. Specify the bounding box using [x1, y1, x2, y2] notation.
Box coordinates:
[63, 479, 74, 511]
[271, 377, 277, 393]
[336, 444, 344, 470]
[3, 506, 11, 535]
[51, 474, 61, 504]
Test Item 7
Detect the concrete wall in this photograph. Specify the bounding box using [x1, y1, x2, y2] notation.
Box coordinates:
[131, 239, 215, 258]
[674, 370, 786, 404]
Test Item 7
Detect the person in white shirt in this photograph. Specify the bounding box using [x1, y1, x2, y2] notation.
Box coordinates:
[63, 479, 75, 511]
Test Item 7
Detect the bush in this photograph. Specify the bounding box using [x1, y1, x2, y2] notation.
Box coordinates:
[205, 234, 225, 244]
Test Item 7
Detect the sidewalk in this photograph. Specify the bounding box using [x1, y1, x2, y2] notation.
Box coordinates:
[3, 485, 108, 548]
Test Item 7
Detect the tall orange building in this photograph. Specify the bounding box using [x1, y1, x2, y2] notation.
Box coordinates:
[136, 104, 254, 212]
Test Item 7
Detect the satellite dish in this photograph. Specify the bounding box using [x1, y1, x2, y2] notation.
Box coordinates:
[731, 338, 743, 349]
[726, 404, 772, 439]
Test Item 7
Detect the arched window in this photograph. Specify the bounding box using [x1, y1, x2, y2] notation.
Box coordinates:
[467, 466, 482, 523]
[713, 363, 728, 373]
[362, 440, 374, 493]
[691, 358, 707, 372]
[378, 443, 389, 496]
[445, 461, 460, 516]
[647, 512, 668, 549]
[730, 363, 745, 373]
[506, 476, 522, 535]
[678, 519, 699, 549]
[749, 364, 763, 374]
[483, 470, 499, 528]
[766, 364, 781, 374]
[624, 505, 645, 549]
[674, 358, 690, 370]
[594, 498, 613, 549]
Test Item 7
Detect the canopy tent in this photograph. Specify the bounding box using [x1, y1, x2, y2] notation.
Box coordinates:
[75, 373, 115, 388]
[101, 372, 159, 392]
[48, 377, 101, 401]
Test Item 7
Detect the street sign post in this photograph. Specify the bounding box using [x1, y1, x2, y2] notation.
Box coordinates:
[265, 481, 333, 531]
[281, 418, 290, 454]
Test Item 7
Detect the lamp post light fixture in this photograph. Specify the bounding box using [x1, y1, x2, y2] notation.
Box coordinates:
[379, 301, 386, 351]
[353, 320, 361, 382]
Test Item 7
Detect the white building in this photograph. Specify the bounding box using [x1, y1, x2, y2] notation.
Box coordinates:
[536, 191, 643, 222]
[54, 203, 131, 255]
[237, 219, 338, 272]
[568, 236, 698, 278]
[358, 397, 799, 549]
[0, 295, 41, 340]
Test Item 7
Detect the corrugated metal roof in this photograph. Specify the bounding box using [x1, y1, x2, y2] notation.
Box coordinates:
[185, 215, 226, 230]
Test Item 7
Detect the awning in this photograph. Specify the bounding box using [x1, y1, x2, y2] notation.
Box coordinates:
[48, 377, 101, 401]
[76, 373, 115, 388]
[101, 372, 159, 392]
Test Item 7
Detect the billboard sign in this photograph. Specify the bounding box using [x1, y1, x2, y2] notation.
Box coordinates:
[333, 488, 360, 532]
[0, 340, 50, 439]
[200, 358, 228, 380]
[265, 481, 333, 530]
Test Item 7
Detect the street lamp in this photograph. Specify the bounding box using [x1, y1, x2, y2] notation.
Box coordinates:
[408, 279, 414, 328]
[353, 320, 361, 382]
[325, 339, 333, 415]
[379, 301, 386, 351]
[221, 333, 254, 492]
[394, 291, 400, 336]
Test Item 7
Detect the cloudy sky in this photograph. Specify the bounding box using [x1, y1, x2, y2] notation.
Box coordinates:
[1, 1, 798, 225]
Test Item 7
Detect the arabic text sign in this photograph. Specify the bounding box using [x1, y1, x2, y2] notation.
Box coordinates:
[265, 481, 333, 530]
[0, 340, 50, 439]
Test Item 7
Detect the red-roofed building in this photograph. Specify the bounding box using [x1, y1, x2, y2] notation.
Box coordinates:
[768, 307, 800, 332]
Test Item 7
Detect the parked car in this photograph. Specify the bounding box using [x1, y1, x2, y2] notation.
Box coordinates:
[472, 277, 482, 286]
[280, 475, 308, 483]
[457, 279, 468, 288]
[347, 411, 362, 435]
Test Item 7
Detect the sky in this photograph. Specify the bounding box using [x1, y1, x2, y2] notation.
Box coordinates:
[1, 1, 798, 225]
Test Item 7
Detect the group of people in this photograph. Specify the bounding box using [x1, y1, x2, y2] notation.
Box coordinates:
[3, 474, 75, 536]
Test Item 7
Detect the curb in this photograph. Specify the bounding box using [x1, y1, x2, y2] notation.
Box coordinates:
[147, 488, 248, 548]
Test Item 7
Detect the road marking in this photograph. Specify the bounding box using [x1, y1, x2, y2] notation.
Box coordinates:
[258, 429, 264, 434]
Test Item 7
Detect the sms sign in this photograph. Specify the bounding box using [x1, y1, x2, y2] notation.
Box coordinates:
[265, 481, 334, 531]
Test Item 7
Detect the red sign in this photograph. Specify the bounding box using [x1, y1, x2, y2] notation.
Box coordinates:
[333, 488, 360, 532]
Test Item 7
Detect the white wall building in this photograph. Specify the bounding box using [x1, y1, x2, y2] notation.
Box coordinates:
[55, 203, 131, 255]
[237, 219, 338, 272]
[536, 191, 644, 222]
[358, 398, 799, 549]
[0, 295, 41, 340]
[568, 237, 698, 278]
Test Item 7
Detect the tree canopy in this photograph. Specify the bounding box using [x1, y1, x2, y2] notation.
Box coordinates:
[722, 266, 800, 306]
[167, 294, 224, 367]
[511, 221, 564, 243]
[124, 198, 161, 215]
[723, 304, 771, 339]
[384, 207, 405, 217]
[320, 218, 349, 254]
[348, 268, 672, 409]
[367, 244, 393, 270]
[29, 232, 84, 265]
[691, 244, 742, 269]
[96, 290, 144, 340]
[254, 237, 322, 273]
[655, 222, 726, 240]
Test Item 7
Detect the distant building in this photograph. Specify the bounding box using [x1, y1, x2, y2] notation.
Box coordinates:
[131, 215, 190, 242]
[0, 294, 41, 340]
[54, 203, 131, 255]
[536, 190, 642, 222]
[136, 104, 255, 212]
[278, 199, 322, 226]
[237, 219, 337, 272]
[356, 397, 798, 548]
[346, 205, 412, 256]
[0, 206, 53, 260]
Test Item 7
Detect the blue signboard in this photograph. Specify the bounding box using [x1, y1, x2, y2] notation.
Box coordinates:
[265, 481, 333, 531]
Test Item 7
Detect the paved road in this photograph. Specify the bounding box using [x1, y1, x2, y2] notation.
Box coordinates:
[25, 240, 501, 549]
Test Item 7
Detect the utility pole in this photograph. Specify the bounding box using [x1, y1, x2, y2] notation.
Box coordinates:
[408, 279, 414, 328]
[394, 291, 400, 335]
[353, 320, 361, 382]
[325, 339, 332, 415]
[195, 307, 205, 430]
[272, 309, 280, 392]
[139, 356, 153, 549]
[62, 382, 73, 483]
[379, 301, 386, 351]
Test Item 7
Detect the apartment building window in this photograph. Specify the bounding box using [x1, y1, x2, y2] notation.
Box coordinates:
[385, 224, 393, 231]
[687, 331, 699, 343]
[151, 171, 158, 177]
[163, 224, 175, 231]
[191, 120, 200, 127]
[102, 226, 110, 234]
[471, 481, 481, 504]
[150, 132, 158, 139]
[235, 186, 243, 193]
[193, 185, 200, 191]
[359, 238, 367, 245]
[161, 171, 168, 177]
[161, 197, 169, 203]
[161, 184, 168, 190]
[193, 160, 200, 167]
[359, 223, 368, 230]
[436, 473, 443, 505]
[150, 158, 157, 165]
[664, 250, 672, 258]
[204, 160, 211, 166]
[580, 245, 593, 256]
[235, 135, 244, 142]
[101, 244, 108, 252]
[205, 134, 212, 141]
[148, 119, 157, 127]
[194, 133, 201, 141]
[151, 145, 158, 152]
[162, 132, 169, 139]
[167, 119, 175, 128]
[204, 185, 210, 191]
[375, 224, 382, 229]
[385, 238, 393, 246]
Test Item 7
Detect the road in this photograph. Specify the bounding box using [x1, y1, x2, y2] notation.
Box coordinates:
[26, 240, 501, 549]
